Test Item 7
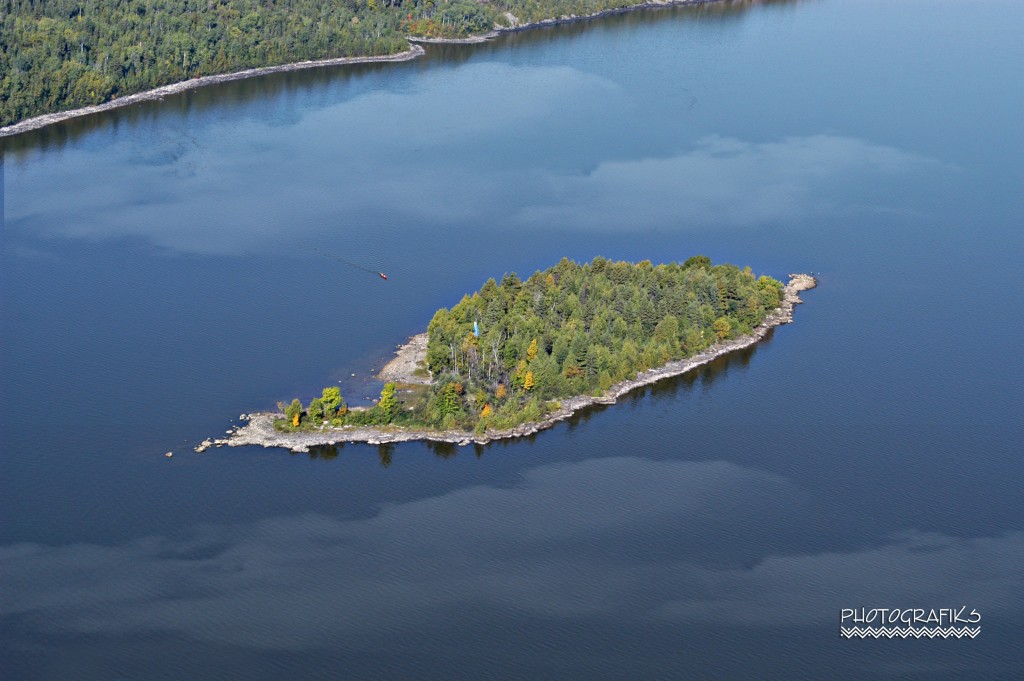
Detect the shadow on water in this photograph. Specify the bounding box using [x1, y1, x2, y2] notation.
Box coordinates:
[302, 331, 771, 466]
[305, 440, 400, 466]
[1, 0, 805, 160]
[565, 328, 770, 423]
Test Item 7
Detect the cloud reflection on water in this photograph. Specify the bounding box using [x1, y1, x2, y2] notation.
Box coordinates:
[6, 61, 950, 257]
[517, 134, 950, 230]
[3, 456, 1020, 653]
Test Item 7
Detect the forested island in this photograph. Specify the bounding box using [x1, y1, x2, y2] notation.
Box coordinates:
[211, 258, 816, 452]
[2, 0, 717, 130]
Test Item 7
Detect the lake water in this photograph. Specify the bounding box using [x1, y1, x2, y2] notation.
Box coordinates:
[2, 0, 1023, 677]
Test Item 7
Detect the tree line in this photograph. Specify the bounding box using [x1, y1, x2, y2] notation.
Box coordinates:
[2, 0, 650, 126]
[279, 257, 785, 435]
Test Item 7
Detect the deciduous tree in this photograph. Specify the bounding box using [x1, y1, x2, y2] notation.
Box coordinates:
[376, 382, 399, 423]
[285, 398, 303, 426]
[713, 317, 732, 340]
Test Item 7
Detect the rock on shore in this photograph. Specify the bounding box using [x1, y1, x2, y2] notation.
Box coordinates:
[377, 333, 431, 384]
[214, 273, 816, 453]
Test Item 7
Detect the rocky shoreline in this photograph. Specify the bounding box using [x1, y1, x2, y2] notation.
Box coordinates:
[207, 274, 816, 453]
[0, 46, 425, 138]
[410, 0, 717, 44]
[377, 333, 432, 384]
[2, 0, 722, 137]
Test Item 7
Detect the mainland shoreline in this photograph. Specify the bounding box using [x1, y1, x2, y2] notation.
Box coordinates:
[409, 0, 718, 44]
[2, 0, 717, 138]
[0, 46, 425, 138]
[211, 273, 816, 453]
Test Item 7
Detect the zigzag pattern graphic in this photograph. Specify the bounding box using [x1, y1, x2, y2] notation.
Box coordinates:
[840, 627, 980, 639]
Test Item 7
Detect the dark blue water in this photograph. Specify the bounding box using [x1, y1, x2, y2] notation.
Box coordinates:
[3, 0, 1023, 678]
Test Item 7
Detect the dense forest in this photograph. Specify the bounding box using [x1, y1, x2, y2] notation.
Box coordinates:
[2, 0, 650, 126]
[281, 257, 785, 434]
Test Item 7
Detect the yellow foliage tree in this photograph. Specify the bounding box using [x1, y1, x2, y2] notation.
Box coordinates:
[480, 404, 493, 418]
[292, 412, 300, 427]
[495, 384, 507, 399]
[527, 338, 538, 361]
[524, 370, 535, 391]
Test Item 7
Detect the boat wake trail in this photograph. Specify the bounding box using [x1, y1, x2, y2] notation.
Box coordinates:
[313, 248, 386, 278]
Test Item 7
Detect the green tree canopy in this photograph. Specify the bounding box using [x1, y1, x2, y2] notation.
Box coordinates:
[321, 386, 343, 412]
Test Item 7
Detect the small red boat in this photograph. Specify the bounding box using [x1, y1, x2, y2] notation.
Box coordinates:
[379, 272, 388, 280]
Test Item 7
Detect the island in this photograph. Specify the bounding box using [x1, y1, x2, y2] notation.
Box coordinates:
[202, 257, 816, 452]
